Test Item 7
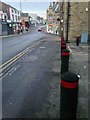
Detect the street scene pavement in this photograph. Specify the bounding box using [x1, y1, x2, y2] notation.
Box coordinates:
[2, 33, 60, 118]
[1, 32, 88, 119]
[1, 25, 46, 63]
[0, 1, 89, 119]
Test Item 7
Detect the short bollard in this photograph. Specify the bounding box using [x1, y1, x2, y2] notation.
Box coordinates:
[61, 37, 65, 45]
[61, 49, 70, 74]
[60, 71, 79, 120]
[61, 37, 64, 42]
[61, 43, 66, 52]
[76, 37, 80, 46]
[61, 40, 66, 45]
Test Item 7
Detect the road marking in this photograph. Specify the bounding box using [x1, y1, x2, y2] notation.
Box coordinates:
[40, 46, 46, 49]
[0, 40, 41, 76]
[2, 65, 20, 78]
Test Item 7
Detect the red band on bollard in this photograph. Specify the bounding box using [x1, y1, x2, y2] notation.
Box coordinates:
[61, 41, 65, 43]
[61, 52, 69, 56]
[61, 80, 78, 89]
[61, 42, 66, 47]
[61, 45, 66, 47]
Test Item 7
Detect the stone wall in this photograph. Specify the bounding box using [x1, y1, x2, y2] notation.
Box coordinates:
[68, 2, 88, 42]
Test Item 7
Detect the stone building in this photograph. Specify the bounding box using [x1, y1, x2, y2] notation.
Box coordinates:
[59, 2, 88, 42]
[46, 2, 59, 34]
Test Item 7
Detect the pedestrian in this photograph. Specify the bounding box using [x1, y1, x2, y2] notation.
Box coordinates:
[17, 29, 20, 34]
[76, 36, 80, 46]
[21, 26, 24, 34]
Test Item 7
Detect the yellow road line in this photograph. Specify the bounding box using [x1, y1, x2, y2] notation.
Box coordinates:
[0, 40, 41, 72]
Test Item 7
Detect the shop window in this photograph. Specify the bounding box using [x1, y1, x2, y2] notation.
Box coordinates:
[15, 15, 17, 21]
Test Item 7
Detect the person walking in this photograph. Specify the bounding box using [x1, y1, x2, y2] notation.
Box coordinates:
[21, 26, 24, 34]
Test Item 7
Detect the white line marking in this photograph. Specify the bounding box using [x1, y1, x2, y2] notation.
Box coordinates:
[0, 41, 41, 73]
[40, 47, 46, 49]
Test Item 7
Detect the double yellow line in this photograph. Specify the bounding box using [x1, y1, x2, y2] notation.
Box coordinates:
[0, 40, 41, 76]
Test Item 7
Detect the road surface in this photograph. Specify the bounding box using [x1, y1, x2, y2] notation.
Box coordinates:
[2, 34, 60, 118]
[1, 26, 46, 64]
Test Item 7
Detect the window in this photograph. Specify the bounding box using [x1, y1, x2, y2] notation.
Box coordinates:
[12, 9, 13, 13]
[18, 16, 20, 21]
[12, 14, 14, 21]
[15, 15, 17, 21]
[4, 15, 6, 20]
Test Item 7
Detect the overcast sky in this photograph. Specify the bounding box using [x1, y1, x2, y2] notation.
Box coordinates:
[1, 0, 55, 19]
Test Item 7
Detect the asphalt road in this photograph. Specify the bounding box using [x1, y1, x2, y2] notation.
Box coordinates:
[1, 26, 46, 63]
[2, 34, 60, 118]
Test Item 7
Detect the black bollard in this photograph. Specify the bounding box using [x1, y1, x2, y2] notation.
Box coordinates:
[61, 37, 64, 42]
[60, 71, 79, 120]
[76, 37, 80, 46]
[61, 49, 70, 74]
[61, 43, 66, 52]
[60, 37, 65, 46]
[61, 40, 66, 45]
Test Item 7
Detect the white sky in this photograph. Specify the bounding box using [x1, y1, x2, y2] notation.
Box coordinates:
[1, 0, 89, 19]
[1, 0, 56, 2]
[1, 0, 89, 2]
[1, 0, 54, 19]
